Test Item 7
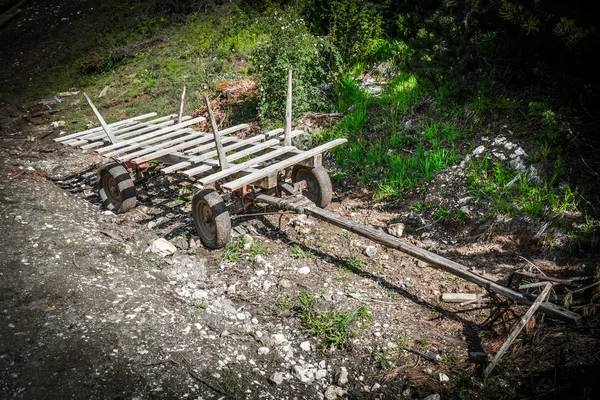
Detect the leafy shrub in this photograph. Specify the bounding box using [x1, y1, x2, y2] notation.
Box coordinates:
[251, 11, 341, 121]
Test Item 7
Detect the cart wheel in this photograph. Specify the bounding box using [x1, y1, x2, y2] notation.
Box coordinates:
[192, 189, 231, 249]
[98, 163, 136, 213]
[291, 165, 333, 208]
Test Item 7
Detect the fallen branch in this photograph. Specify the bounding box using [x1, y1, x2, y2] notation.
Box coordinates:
[484, 283, 553, 378]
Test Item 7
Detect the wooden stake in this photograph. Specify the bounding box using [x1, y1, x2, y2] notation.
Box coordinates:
[284, 69, 293, 147]
[178, 86, 186, 124]
[484, 283, 553, 378]
[83, 93, 118, 144]
[204, 95, 230, 170]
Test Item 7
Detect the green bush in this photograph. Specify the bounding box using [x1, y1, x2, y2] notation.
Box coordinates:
[251, 11, 341, 121]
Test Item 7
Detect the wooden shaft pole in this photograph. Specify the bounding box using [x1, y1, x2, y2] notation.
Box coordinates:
[83, 93, 118, 144]
[253, 193, 581, 326]
[284, 69, 293, 147]
[204, 95, 230, 170]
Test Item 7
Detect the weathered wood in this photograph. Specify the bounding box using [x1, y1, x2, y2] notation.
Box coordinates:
[194, 146, 295, 183]
[79, 116, 191, 150]
[83, 93, 117, 144]
[54, 113, 157, 142]
[204, 95, 230, 170]
[162, 128, 285, 174]
[66, 115, 180, 147]
[221, 138, 347, 192]
[284, 69, 293, 147]
[484, 283, 553, 377]
[116, 129, 202, 161]
[97, 116, 203, 153]
[178, 86, 186, 124]
[100, 126, 198, 156]
[123, 123, 248, 163]
[515, 270, 584, 287]
[441, 293, 479, 303]
[183, 123, 251, 154]
[253, 193, 581, 326]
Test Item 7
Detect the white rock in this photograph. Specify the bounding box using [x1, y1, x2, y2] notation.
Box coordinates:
[269, 372, 284, 385]
[272, 333, 287, 345]
[145, 238, 177, 257]
[439, 373, 449, 382]
[236, 313, 246, 321]
[257, 347, 270, 355]
[363, 245, 377, 258]
[388, 223, 404, 238]
[297, 267, 310, 275]
[300, 341, 311, 351]
[324, 386, 346, 400]
[337, 367, 349, 385]
[423, 394, 441, 400]
[472, 145, 485, 156]
[50, 120, 66, 128]
[315, 369, 327, 380]
[293, 365, 313, 383]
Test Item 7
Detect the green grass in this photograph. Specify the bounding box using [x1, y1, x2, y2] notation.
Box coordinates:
[289, 244, 316, 260]
[467, 153, 580, 219]
[217, 236, 270, 263]
[280, 291, 370, 349]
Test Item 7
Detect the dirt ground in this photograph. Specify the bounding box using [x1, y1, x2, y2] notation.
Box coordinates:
[1, 1, 599, 400]
[1, 109, 599, 400]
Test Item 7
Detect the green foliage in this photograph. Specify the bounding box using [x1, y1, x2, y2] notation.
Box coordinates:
[251, 10, 341, 121]
[217, 237, 271, 263]
[286, 291, 370, 349]
[289, 244, 315, 260]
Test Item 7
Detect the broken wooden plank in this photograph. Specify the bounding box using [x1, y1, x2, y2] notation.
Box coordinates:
[221, 138, 347, 192]
[204, 95, 230, 170]
[484, 283, 553, 377]
[54, 112, 157, 142]
[253, 193, 581, 326]
[441, 293, 480, 303]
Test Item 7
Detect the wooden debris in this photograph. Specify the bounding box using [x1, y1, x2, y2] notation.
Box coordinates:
[254, 193, 581, 326]
[484, 283, 553, 377]
[441, 293, 479, 303]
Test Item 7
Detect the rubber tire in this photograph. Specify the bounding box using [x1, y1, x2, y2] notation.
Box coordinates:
[192, 189, 231, 249]
[98, 163, 136, 214]
[291, 165, 333, 208]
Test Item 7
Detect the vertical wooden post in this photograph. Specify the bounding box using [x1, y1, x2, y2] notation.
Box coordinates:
[178, 86, 186, 124]
[83, 92, 118, 144]
[204, 95, 230, 170]
[284, 69, 293, 147]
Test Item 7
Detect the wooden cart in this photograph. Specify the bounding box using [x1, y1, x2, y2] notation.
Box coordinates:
[55, 70, 346, 248]
[54, 71, 581, 327]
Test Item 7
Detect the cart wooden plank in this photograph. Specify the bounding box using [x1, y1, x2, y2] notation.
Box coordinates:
[161, 128, 287, 173]
[79, 116, 191, 150]
[54, 112, 157, 142]
[194, 146, 295, 184]
[94, 116, 204, 155]
[181, 130, 305, 178]
[221, 138, 347, 191]
[101, 127, 201, 157]
[125, 123, 249, 163]
[65, 114, 181, 147]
